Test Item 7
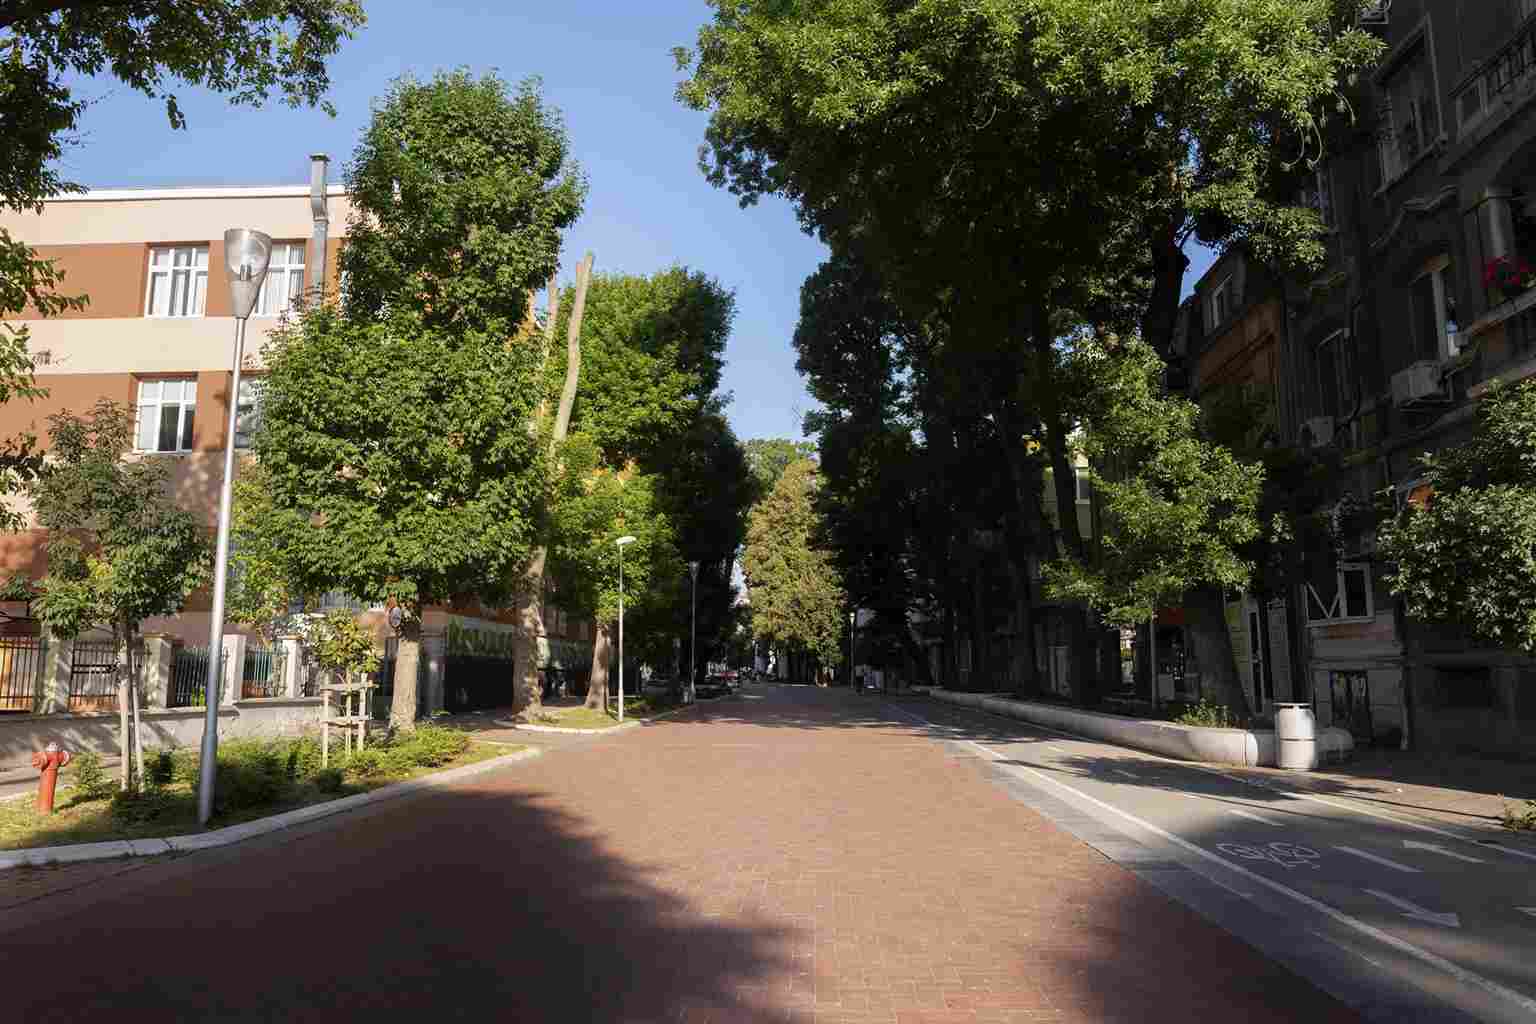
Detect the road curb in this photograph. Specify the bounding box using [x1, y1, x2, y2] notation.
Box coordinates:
[509, 694, 727, 733]
[0, 747, 543, 872]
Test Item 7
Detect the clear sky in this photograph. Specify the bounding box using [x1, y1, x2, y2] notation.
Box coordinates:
[54, 1, 826, 444]
[55, 2, 1213, 445]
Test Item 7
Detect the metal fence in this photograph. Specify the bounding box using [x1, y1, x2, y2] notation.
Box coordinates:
[0, 636, 46, 713]
[69, 640, 122, 712]
[241, 644, 287, 699]
[169, 645, 226, 708]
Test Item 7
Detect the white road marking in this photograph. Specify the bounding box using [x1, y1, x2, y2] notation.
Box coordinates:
[1335, 845, 1423, 873]
[1403, 840, 1485, 864]
[1228, 808, 1279, 826]
[1365, 889, 1461, 928]
[954, 737, 1536, 1017]
[1046, 746, 1068, 754]
[1518, 907, 1536, 919]
[1112, 768, 1138, 780]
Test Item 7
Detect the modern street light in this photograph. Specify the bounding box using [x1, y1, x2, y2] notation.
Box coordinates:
[615, 536, 637, 722]
[687, 560, 699, 703]
[849, 609, 856, 691]
[197, 229, 273, 825]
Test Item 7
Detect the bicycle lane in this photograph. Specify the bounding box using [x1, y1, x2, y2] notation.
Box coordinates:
[880, 696, 1536, 1024]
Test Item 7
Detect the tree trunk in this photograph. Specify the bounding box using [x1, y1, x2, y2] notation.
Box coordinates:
[586, 622, 612, 711]
[1184, 585, 1251, 717]
[390, 615, 422, 733]
[126, 627, 145, 786]
[512, 253, 594, 714]
[1139, 212, 1190, 361]
[113, 624, 131, 790]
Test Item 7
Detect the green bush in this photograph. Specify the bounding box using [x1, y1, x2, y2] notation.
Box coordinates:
[312, 768, 345, 793]
[170, 747, 200, 786]
[341, 747, 385, 778]
[71, 750, 116, 802]
[283, 736, 325, 781]
[1504, 799, 1536, 832]
[145, 749, 175, 789]
[1173, 699, 1236, 729]
[213, 741, 291, 813]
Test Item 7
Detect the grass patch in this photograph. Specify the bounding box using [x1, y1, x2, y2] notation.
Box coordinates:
[0, 726, 521, 852]
[526, 693, 682, 730]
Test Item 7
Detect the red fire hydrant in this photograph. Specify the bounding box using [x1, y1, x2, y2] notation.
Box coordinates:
[32, 742, 70, 815]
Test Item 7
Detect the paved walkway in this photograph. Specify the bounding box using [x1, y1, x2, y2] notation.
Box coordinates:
[1, 684, 1358, 1023]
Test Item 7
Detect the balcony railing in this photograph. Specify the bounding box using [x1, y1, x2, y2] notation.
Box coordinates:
[1455, 13, 1536, 138]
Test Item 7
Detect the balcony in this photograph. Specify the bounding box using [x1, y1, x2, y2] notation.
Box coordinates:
[1452, 14, 1536, 141]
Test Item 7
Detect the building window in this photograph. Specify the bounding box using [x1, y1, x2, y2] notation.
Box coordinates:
[234, 378, 265, 449]
[1315, 329, 1356, 419]
[1306, 562, 1374, 625]
[135, 379, 196, 453]
[254, 242, 307, 317]
[1208, 277, 1231, 329]
[1378, 43, 1437, 184]
[1074, 467, 1092, 503]
[145, 246, 209, 318]
[1302, 164, 1334, 229]
[1410, 256, 1458, 362]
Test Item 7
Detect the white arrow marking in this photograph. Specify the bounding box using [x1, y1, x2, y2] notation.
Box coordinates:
[1227, 808, 1279, 826]
[1365, 889, 1461, 928]
[1336, 845, 1422, 873]
[1403, 840, 1485, 864]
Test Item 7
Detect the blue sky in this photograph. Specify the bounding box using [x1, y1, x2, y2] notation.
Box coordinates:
[56, 2, 1213, 443]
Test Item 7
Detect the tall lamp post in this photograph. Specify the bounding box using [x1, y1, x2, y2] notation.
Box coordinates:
[687, 560, 699, 703]
[197, 229, 273, 825]
[615, 536, 636, 722]
[849, 610, 856, 690]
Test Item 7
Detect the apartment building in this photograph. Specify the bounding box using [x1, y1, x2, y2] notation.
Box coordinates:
[1174, 0, 1536, 755]
[0, 156, 597, 714]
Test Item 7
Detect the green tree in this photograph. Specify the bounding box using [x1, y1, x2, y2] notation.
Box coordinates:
[743, 437, 815, 495]
[1380, 379, 1536, 655]
[546, 437, 682, 708]
[1043, 339, 1263, 713]
[341, 69, 586, 335]
[742, 459, 846, 678]
[27, 401, 210, 788]
[254, 305, 547, 731]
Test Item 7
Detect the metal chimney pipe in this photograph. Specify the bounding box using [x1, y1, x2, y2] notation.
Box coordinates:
[309, 153, 330, 302]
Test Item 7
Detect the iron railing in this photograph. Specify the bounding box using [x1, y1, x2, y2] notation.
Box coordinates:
[169, 645, 226, 708]
[241, 644, 288, 699]
[69, 641, 122, 712]
[0, 636, 46, 713]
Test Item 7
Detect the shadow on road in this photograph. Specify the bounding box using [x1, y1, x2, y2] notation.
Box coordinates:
[2, 782, 802, 1023]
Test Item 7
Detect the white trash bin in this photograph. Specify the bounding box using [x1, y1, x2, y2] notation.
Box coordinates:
[1274, 702, 1318, 771]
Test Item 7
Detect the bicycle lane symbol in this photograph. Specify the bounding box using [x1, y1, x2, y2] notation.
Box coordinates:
[1216, 841, 1322, 870]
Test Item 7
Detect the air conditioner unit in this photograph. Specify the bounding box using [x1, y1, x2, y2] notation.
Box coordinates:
[1391, 360, 1444, 405]
[1303, 416, 1335, 448]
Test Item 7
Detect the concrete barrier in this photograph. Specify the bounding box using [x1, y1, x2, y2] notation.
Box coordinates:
[0, 699, 322, 770]
[927, 689, 1352, 768]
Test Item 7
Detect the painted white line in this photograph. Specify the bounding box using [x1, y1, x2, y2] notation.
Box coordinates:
[1403, 840, 1485, 864]
[1365, 889, 1461, 928]
[1518, 907, 1536, 919]
[1228, 808, 1280, 826]
[1336, 845, 1423, 874]
[959, 738, 1536, 1018]
[1046, 746, 1068, 754]
[1112, 768, 1139, 780]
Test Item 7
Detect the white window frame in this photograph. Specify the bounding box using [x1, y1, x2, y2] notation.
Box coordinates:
[1303, 164, 1335, 229]
[1305, 562, 1375, 626]
[1413, 254, 1460, 360]
[144, 245, 209, 318]
[134, 378, 197, 453]
[253, 241, 307, 318]
[234, 377, 265, 450]
[1208, 277, 1231, 329]
[1074, 467, 1092, 504]
[1378, 43, 1437, 185]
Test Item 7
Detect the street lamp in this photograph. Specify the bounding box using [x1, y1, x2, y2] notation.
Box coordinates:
[687, 560, 699, 703]
[849, 609, 856, 691]
[197, 229, 272, 825]
[615, 536, 637, 722]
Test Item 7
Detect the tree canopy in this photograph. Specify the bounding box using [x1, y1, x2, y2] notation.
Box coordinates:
[1381, 379, 1536, 655]
[743, 437, 816, 495]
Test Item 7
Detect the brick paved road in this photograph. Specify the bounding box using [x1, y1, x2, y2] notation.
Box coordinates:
[1, 684, 1358, 1023]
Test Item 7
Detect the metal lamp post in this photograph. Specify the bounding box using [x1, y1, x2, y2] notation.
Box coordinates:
[615, 536, 636, 722]
[849, 610, 856, 690]
[687, 561, 699, 703]
[197, 229, 273, 825]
